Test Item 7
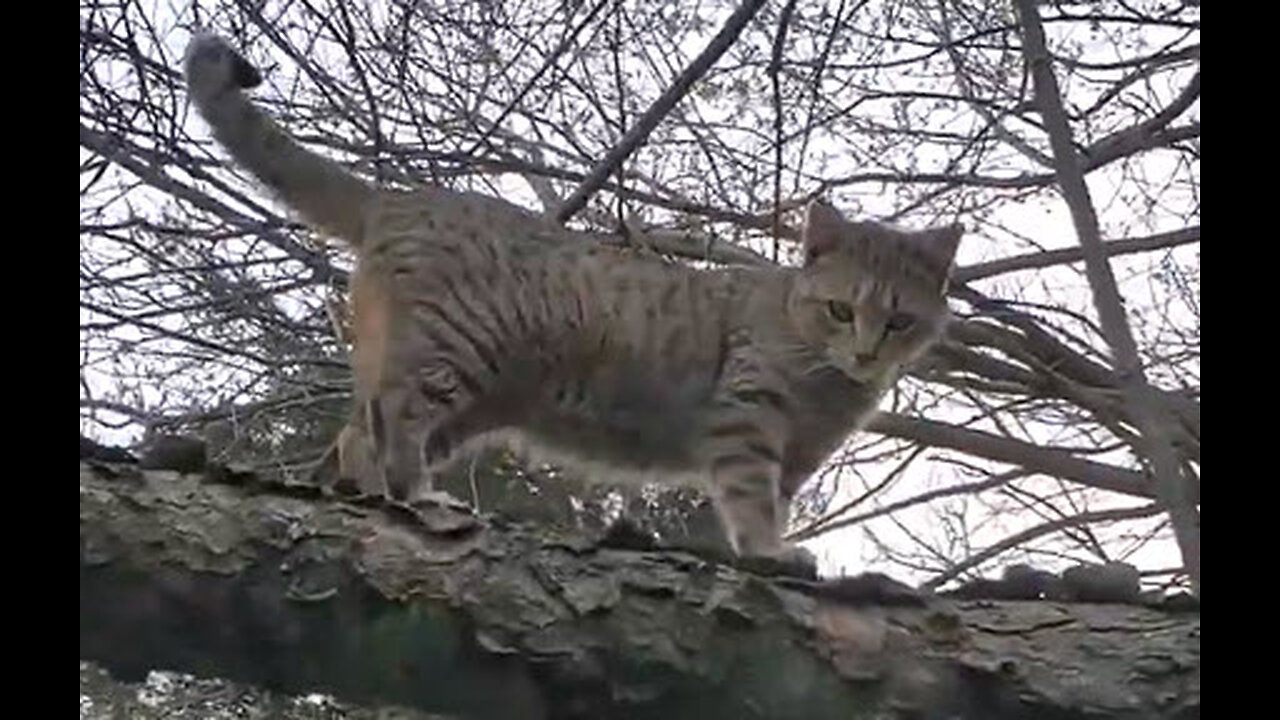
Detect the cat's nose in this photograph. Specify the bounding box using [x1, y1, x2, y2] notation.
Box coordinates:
[855, 352, 876, 364]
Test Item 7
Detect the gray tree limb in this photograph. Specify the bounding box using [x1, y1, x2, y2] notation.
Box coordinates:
[80, 463, 1199, 719]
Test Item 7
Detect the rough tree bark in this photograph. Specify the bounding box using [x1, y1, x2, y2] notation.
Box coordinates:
[79, 459, 1199, 719]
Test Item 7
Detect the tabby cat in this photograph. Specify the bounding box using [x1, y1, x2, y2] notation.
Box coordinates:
[184, 35, 960, 560]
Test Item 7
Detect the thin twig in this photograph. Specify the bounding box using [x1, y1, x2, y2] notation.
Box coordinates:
[922, 503, 1164, 590]
[790, 469, 1025, 543]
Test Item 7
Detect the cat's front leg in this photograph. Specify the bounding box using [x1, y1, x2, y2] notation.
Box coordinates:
[710, 454, 788, 557]
[704, 352, 815, 573]
[710, 462, 817, 578]
[704, 364, 793, 557]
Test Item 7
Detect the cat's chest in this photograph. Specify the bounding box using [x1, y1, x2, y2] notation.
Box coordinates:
[778, 365, 887, 482]
[787, 365, 883, 421]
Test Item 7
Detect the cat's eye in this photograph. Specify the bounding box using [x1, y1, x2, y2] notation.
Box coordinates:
[827, 300, 855, 324]
[886, 312, 916, 332]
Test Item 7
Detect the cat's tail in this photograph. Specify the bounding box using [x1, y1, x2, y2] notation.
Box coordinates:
[184, 35, 372, 247]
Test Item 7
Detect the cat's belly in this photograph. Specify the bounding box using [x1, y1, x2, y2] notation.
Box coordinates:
[519, 399, 705, 472]
[490, 428, 708, 489]
[496, 357, 716, 472]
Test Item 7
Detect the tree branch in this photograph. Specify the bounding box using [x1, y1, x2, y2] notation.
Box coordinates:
[79, 123, 333, 280]
[868, 412, 1162, 500]
[556, 0, 769, 223]
[790, 470, 1023, 543]
[921, 503, 1165, 590]
[1015, 0, 1199, 594]
[79, 462, 1201, 717]
[955, 226, 1201, 283]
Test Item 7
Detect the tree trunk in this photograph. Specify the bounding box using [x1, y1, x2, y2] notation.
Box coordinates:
[79, 461, 1199, 719]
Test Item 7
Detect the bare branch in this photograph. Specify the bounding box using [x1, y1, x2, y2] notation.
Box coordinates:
[556, 0, 769, 223]
[1015, 0, 1199, 593]
[956, 226, 1200, 283]
[868, 412, 1158, 500]
[922, 503, 1165, 590]
[790, 470, 1024, 543]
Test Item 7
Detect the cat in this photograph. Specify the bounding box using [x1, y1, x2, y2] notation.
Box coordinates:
[184, 35, 960, 560]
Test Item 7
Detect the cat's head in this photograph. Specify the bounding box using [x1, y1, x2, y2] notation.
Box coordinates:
[791, 200, 960, 383]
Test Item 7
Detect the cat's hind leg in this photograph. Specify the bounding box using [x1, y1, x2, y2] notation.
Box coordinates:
[370, 359, 489, 503]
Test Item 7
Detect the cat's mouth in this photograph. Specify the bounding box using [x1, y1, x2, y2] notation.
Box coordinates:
[835, 357, 891, 383]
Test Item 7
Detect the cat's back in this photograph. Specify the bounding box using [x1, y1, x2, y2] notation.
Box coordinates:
[354, 186, 788, 472]
[362, 187, 569, 259]
[361, 185, 744, 341]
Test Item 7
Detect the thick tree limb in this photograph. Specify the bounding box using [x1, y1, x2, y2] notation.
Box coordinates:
[949, 287, 1201, 450]
[80, 464, 1199, 719]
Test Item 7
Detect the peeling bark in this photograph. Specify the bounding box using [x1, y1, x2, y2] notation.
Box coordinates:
[80, 463, 1199, 719]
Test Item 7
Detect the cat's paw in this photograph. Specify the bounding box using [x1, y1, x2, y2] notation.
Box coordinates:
[736, 544, 818, 581]
[598, 517, 660, 552]
[813, 572, 927, 606]
[184, 34, 262, 100]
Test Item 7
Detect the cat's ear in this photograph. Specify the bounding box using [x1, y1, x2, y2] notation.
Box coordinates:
[918, 223, 963, 291]
[928, 223, 963, 266]
[802, 200, 846, 264]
